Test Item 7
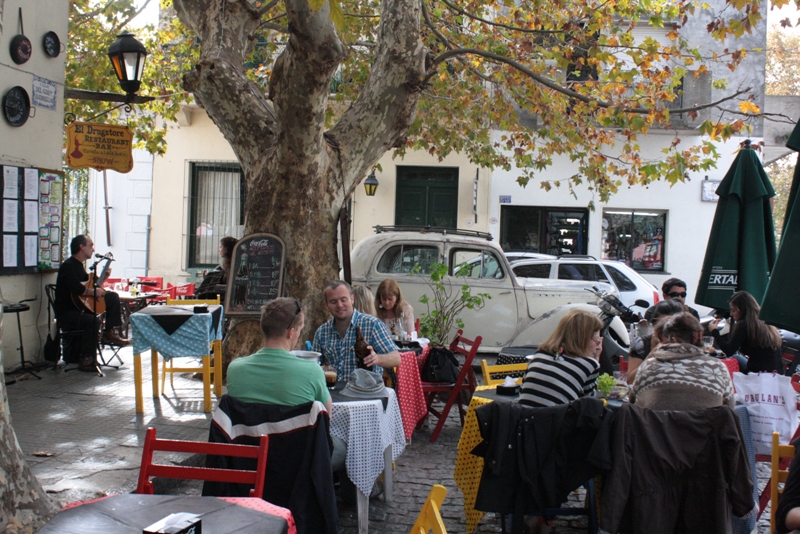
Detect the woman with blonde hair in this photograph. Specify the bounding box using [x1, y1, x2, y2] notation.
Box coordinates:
[519, 309, 604, 408]
[352, 285, 377, 316]
[375, 278, 416, 340]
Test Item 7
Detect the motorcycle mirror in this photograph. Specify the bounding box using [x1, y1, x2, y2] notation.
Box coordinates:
[634, 299, 650, 309]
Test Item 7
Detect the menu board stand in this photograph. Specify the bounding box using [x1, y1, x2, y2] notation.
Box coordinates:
[224, 233, 286, 317]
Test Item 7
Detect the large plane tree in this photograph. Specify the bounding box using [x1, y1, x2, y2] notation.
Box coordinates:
[167, 0, 771, 331]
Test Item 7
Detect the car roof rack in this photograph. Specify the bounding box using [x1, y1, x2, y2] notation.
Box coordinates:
[557, 254, 597, 260]
[373, 225, 493, 241]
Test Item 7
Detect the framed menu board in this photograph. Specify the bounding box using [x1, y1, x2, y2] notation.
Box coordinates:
[225, 233, 286, 317]
[0, 165, 63, 274]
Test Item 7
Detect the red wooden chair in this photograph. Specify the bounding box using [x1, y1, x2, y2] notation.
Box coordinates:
[420, 329, 482, 442]
[136, 427, 269, 498]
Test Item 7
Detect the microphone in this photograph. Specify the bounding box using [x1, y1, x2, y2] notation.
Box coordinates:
[95, 253, 114, 260]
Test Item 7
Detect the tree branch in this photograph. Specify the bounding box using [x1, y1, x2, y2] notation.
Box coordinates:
[425, 47, 753, 115]
[438, 0, 561, 35]
[329, 0, 428, 194]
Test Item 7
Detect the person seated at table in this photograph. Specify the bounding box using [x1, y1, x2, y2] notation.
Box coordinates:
[626, 299, 684, 384]
[196, 236, 237, 300]
[55, 235, 130, 370]
[519, 309, 604, 408]
[226, 297, 331, 413]
[629, 312, 734, 410]
[313, 281, 400, 378]
[708, 290, 783, 374]
[375, 278, 416, 340]
[352, 284, 377, 316]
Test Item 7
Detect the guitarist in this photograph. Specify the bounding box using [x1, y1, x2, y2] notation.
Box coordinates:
[55, 235, 129, 371]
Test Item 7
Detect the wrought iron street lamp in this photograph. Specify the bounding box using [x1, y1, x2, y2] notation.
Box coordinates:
[364, 171, 379, 196]
[107, 31, 148, 98]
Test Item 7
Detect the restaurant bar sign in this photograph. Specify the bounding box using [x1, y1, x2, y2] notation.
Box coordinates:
[66, 121, 134, 173]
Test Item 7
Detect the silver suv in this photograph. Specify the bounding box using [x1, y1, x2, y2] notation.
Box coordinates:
[510, 256, 659, 310]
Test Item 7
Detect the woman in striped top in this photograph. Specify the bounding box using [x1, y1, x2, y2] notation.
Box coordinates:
[519, 309, 604, 408]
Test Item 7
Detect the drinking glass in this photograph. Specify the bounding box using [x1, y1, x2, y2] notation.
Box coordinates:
[702, 336, 715, 353]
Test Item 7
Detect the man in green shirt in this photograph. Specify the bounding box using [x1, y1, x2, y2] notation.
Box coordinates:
[227, 298, 331, 413]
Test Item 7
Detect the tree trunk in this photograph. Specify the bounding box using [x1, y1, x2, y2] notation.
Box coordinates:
[0, 365, 59, 533]
[173, 0, 427, 348]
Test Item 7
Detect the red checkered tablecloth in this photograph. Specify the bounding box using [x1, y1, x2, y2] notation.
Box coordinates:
[396, 345, 429, 440]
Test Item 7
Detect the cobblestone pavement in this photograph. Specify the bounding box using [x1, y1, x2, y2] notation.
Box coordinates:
[5, 347, 775, 532]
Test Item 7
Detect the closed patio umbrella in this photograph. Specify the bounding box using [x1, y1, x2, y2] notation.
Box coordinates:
[760, 119, 800, 331]
[695, 140, 777, 312]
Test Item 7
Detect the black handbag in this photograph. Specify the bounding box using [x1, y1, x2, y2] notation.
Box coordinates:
[44, 332, 60, 362]
[421, 346, 460, 383]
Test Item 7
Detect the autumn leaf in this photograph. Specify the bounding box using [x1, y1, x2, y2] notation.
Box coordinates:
[738, 101, 761, 114]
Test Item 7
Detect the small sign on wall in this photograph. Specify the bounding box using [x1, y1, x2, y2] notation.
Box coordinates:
[499, 195, 511, 203]
[701, 180, 721, 202]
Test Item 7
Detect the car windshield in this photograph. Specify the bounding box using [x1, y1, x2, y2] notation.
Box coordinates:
[605, 264, 637, 292]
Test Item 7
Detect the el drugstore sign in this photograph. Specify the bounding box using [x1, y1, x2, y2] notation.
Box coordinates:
[66, 121, 134, 173]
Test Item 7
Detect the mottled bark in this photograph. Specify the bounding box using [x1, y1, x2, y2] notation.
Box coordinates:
[0, 364, 59, 533]
[173, 0, 427, 341]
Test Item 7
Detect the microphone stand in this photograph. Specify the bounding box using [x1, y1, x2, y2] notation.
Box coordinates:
[87, 258, 104, 376]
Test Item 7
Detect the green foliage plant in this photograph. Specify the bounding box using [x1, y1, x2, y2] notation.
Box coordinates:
[412, 262, 491, 346]
[597, 373, 616, 396]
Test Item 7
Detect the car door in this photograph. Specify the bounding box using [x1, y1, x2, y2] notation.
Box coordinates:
[446, 246, 521, 348]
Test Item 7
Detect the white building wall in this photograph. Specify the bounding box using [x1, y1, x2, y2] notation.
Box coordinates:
[487, 129, 753, 314]
[87, 149, 154, 280]
[0, 0, 68, 370]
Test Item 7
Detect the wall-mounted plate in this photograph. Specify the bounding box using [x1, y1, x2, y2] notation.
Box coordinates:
[3, 86, 31, 127]
[43, 31, 61, 58]
[10, 34, 32, 64]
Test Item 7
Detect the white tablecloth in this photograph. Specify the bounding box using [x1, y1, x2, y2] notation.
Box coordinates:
[330, 388, 406, 496]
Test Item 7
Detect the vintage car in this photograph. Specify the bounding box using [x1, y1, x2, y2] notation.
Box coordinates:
[349, 227, 617, 352]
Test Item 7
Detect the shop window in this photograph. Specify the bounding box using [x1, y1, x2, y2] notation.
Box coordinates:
[500, 206, 588, 256]
[188, 162, 245, 268]
[602, 210, 666, 272]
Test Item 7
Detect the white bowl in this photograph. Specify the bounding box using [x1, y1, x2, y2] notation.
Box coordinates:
[291, 350, 322, 364]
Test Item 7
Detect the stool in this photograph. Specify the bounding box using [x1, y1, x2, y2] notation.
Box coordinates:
[4, 302, 39, 379]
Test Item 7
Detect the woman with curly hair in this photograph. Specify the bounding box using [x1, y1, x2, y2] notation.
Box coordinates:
[374, 278, 415, 340]
[709, 290, 783, 374]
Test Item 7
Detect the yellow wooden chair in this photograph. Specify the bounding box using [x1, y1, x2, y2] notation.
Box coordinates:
[771, 431, 797, 533]
[480, 359, 527, 386]
[411, 484, 448, 534]
[161, 297, 223, 407]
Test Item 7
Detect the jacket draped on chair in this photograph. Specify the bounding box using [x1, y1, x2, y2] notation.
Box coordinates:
[203, 395, 338, 534]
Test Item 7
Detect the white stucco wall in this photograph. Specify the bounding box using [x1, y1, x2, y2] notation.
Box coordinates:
[87, 149, 154, 280]
[487, 130, 754, 314]
[149, 106, 238, 284]
[0, 0, 68, 370]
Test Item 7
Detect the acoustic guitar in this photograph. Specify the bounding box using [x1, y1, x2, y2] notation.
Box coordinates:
[72, 257, 112, 314]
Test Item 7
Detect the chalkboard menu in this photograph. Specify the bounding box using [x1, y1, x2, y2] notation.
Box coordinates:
[224, 233, 286, 317]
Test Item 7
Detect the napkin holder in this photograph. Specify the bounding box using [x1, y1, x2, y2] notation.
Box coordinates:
[496, 376, 520, 396]
[143, 512, 201, 534]
[193, 305, 208, 314]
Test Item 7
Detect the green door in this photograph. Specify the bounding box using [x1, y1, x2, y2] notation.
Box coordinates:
[395, 166, 458, 227]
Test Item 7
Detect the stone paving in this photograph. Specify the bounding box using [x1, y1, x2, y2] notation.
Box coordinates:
[5, 346, 775, 533]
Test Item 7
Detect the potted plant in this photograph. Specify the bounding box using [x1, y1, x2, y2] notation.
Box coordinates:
[412, 262, 491, 346]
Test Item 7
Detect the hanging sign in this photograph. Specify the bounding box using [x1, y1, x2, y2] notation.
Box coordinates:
[66, 121, 134, 173]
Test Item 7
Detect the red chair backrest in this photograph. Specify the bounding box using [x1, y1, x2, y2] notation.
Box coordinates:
[139, 277, 164, 290]
[168, 283, 196, 298]
[136, 427, 269, 498]
[103, 277, 124, 290]
[448, 329, 482, 390]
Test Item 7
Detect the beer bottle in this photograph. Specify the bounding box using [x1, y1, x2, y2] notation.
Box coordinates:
[353, 326, 371, 370]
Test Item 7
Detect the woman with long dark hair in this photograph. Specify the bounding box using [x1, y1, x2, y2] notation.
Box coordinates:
[196, 236, 238, 299]
[375, 278, 415, 340]
[709, 290, 783, 374]
[519, 309, 604, 407]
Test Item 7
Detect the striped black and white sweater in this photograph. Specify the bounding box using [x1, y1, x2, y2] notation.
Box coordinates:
[518, 351, 600, 408]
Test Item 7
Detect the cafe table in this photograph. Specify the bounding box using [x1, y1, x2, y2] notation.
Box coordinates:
[130, 304, 224, 414]
[117, 290, 157, 335]
[37, 494, 296, 533]
[330, 384, 406, 534]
